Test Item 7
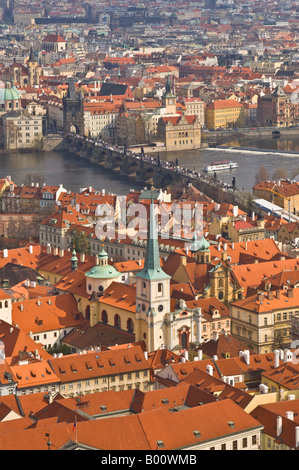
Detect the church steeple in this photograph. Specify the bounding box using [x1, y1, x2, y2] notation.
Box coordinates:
[135, 192, 170, 281]
[28, 45, 35, 64]
[135, 191, 171, 352]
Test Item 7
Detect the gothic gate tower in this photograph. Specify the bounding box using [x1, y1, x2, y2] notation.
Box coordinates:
[63, 79, 84, 135]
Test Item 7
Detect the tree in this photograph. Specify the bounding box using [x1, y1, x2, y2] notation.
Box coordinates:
[255, 166, 269, 185]
[272, 166, 288, 182]
[46, 343, 72, 356]
[24, 172, 46, 186]
[71, 230, 91, 254]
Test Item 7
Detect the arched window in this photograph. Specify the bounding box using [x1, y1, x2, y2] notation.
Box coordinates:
[101, 310, 108, 323]
[114, 314, 121, 328]
[158, 282, 163, 296]
[181, 332, 188, 350]
[85, 305, 90, 320]
[127, 318, 134, 333]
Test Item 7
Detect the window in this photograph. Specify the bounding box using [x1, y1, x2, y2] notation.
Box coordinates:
[242, 438, 247, 448]
[114, 314, 121, 328]
[252, 435, 257, 446]
[233, 440, 238, 450]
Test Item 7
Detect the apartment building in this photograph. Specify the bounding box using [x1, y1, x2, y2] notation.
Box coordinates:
[2, 112, 43, 150]
[205, 99, 245, 130]
[231, 289, 296, 354]
[48, 345, 151, 397]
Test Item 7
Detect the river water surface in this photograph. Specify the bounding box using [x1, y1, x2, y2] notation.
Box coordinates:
[1, 135, 299, 194]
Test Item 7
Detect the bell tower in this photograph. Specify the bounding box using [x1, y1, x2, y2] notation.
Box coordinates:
[135, 193, 171, 352]
[162, 75, 177, 114]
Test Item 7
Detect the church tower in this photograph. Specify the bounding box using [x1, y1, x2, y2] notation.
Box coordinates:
[27, 46, 39, 86]
[161, 75, 177, 114]
[135, 193, 171, 352]
[63, 79, 85, 135]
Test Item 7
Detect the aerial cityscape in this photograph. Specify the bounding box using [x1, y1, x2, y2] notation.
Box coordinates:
[0, 0, 299, 453]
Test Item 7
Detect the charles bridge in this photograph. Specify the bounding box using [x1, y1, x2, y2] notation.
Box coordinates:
[45, 132, 254, 213]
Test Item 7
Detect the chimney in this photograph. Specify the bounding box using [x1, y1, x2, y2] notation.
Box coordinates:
[206, 364, 213, 376]
[268, 291, 274, 300]
[284, 349, 292, 363]
[233, 205, 238, 217]
[53, 247, 58, 256]
[59, 249, 64, 257]
[3, 249, 8, 258]
[296, 427, 299, 449]
[80, 253, 85, 263]
[274, 350, 280, 368]
[28, 244, 33, 254]
[276, 290, 280, 299]
[285, 411, 294, 421]
[212, 331, 219, 341]
[287, 289, 294, 298]
[144, 351, 148, 360]
[244, 349, 250, 366]
[180, 256, 187, 266]
[277, 416, 282, 437]
[46, 244, 51, 255]
[251, 211, 255, 221]
[197, 349, 202, 361]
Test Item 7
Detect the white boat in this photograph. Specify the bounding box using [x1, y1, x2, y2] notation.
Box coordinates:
[203, 160, 238, 172]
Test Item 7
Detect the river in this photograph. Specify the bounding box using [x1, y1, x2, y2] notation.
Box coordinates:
[0, 135, 299, 194]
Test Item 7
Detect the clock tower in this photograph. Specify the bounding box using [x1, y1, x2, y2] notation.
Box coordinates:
[135, 192, 171, 352]
[162, 75, 177, 114]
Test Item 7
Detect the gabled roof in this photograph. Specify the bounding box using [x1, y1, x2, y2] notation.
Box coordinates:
[12, 294, 83, 335]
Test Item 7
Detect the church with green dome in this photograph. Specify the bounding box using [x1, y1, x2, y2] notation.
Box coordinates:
[0, 81, 21, 115]
[85, 247, 121, 297]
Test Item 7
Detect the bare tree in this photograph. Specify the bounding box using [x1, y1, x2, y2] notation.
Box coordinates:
[255, 166, 270, 185]
[272, 166, 288, 182]
[24, 172, 46, 186]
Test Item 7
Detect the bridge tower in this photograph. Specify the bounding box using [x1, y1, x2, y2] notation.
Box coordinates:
[63, 79, 84, 135]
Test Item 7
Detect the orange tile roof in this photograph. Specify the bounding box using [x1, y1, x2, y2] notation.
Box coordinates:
[11, 361, 60, 389]
[207, 99, 244, 109]
[12, 294, 83, 335]
[231, 288, 299, 314]
[0, 320, 52, 366]
[232, 258, 299, 295]
[99, 281, 136, 313]
[49, 345, 149, 383]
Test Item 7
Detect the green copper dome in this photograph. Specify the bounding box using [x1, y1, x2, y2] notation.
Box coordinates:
[0, 81, 20, 101]
[85, 248, 120, 279]
[190, 234, 210, 252]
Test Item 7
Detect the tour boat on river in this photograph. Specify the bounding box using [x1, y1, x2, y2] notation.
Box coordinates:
[203, 160, 238, 172]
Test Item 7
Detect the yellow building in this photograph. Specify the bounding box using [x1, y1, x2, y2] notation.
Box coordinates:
[231, 289, 295, 354]
[205, 99, 245, 130]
